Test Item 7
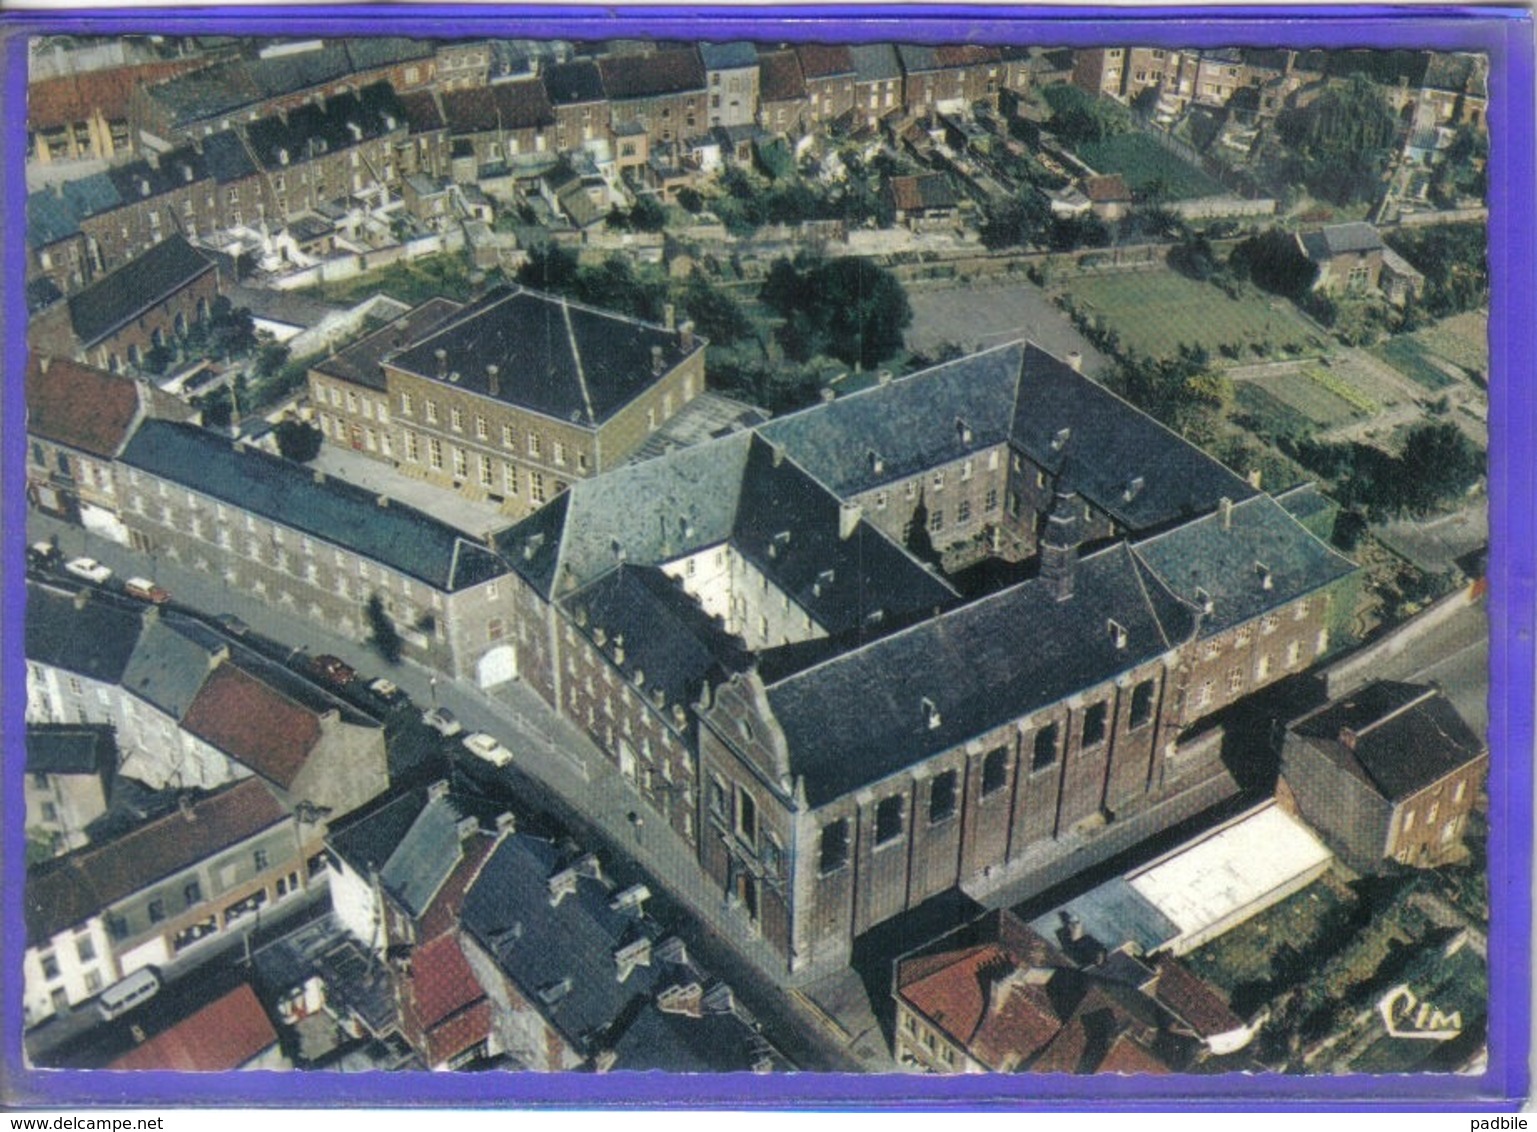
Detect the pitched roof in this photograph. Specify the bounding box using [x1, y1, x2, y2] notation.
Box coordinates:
[564, 565, 751, 717]
[763, 344, 1018, 494]
[120, 617, 221, 720]
[107, 984, 279, 1071]
[699, 42, 759, 71]
[542, 59, 607, 106]
[895, 44, 942, 74]
[441, 78, 555, 135]
[598, 48, 706, 100]
[26, 724, 117, 778]
[26, 778, 287, 946]
[398, 88, 446, 133]
[1010, 344, 1256, 532]
[1085, 173, 1133, 203]
[1150, 956, 1245, 1039]
[765, 541, 1194, 805]
[118, 420, 509, 593]
[67, 235, 214, 347]
[400, 932, 492, 1067]
[380, 791, 475, 919]
[387, 285, 702, 428]
[180, 662, 323, 790]
[886, 171, 960, 213]
[313, 296, 464, 391]
[26, 583, 145, 686]
[26, 354, 144, 458]
[244, 83, 405, 170]
[935, 44, 1003, 69]
[1301, 221, 1384, 261]
[1288, 681, 1485, 801]
[900, 942, 1070, 1069]
[1131, 493, 1357, 635]
[795, 43, 856, 80]
[26, 186, 84, 249]
[850, 43, 903, 83]
[757, 49, 807, 103]
[461, 834, 662, 1053]
[28, 58, 207, 130]
[344, 36, 435, 71]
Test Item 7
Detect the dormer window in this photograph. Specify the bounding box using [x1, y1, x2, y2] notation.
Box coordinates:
[1108, 619, 1128, 649]
[922, 697, 942, 731]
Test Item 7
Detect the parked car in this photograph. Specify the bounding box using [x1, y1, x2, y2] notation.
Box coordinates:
[64, 557, 112, 584]
[124, 576, 171, 604]
[309, 654, 357, 688]
[367, 677, 406, 706]
[462, 732, 513, 768]
[422, 707, 463, 737]
[28, 541, 61, 569]
[213, 612, 250, 637]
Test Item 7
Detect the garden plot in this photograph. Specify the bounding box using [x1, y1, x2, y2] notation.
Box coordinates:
[1370, 336, 1459, 391]
[1074, 133, 1225, 200]
[1412, 311, 1489, 377]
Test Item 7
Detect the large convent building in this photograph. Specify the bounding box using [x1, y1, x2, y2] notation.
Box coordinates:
[494, 340, 1359, 973]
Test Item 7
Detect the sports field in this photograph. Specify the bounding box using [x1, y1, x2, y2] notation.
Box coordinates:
[1058, 269, 1322, 361]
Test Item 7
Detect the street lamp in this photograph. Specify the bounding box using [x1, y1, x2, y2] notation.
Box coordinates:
[429, 675, 439, 707]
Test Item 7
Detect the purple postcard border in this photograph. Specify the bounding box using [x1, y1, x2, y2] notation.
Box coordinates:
[1, 4, 1530, 1111]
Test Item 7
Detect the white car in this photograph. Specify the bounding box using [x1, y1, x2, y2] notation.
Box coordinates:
[462, 732, 513, 768]
[64, 557, 113, 584]
[422, 707, 463, 737]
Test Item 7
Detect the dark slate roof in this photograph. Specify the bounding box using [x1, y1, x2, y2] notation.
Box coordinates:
[498, 433, 752, 598]
[598, 48, 706, 100]
[441, 79, 555, 135]
[118, 420, 508, 593]
[380, 792, 472, 918]
[199, 129, 260, 184]
[757, 49, 807, 103]
[387, 285, 702, 428]
[1274, 482, 1338, 540]
[564, 565, 751, 715]
[1288, 681, 1485, 802]
[105, 145, 213, 205]
[461, 834, 662, 1053]
[120, 618, 220, 720]
[766, 542, 1194, 806]
[313, 296, 464, 391]
[609, 992, 786, 1072]
[26, 779, 287, 947]
[68, 235, 214, 348]
[699, 42, 759, 71]
[1131, 493, 1358, 636]
[795, 43, 856, 80]
[733, 436, 957, 637]
[26, 583, 145, 685]
[850, 43, 903, 84]
[247, 44, 353, 100]
[142, 60, 263, 125]
[895, 44, 942, 74]
[888, 171, 961, 212]
[1009, 344, 1256, 532]
[542, 59, 607, 106]
[59, 173, 124, 222]
[758, 343, 1021, 497]
[1300, 221, 1384, 262]
[26, 187, 82, 249]
[345, 37, 435, 71]
[27, 724, 117, 778]
[244, 84, 405, 170]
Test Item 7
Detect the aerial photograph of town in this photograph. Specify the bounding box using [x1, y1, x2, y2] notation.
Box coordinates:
[14, 24, 1501, 1090]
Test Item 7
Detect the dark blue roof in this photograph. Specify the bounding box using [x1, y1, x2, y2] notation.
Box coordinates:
[26, 188, 80, 249]
[766, 542, 1194, 806]
[200, 130, 259, 184]
[118, 421, 508, 592]
[120, 618, 220, 720]
[26, 583, 145, 686]
[461, 835, 661, 1054]
[699, 42, 759, 71]
[1131, 494, 1357, 636]
[27, 724, 118, 778]
[389, 286, 699, 428]
[850, 43, 903, 83]
[1011, 345, 1256, 532]
[758, 343, 1022, 498]
[542, 59, 606, 106]
[68, 236, 214, 347]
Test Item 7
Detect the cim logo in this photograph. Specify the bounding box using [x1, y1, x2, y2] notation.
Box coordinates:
[1377, 983, 1463, 1041]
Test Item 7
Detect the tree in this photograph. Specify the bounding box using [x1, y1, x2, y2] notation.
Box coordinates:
[366, 593, 403, 665]
[979, 193, 1048, 250]
[630, 194, 667, 232]
[1229, 229, 1318, 299]
[810, 256, 913, 370]
[516, 243, 581, 293]
[274, 419, 323, 463]
[682, 276, 752, 346]
[1274, 75, 1398, 206]
[255, 341, 291, 380]
[1041, 84, 1132, 146]
[675, 186, 705, 214]
[1168, 232, 1220, 281]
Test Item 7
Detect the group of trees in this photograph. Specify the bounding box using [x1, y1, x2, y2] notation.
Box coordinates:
[1273, 75, 1399, 206]
[760, 253, 912, 370]
[1385, 223, 1489, 319]
[1042, 84, 1134, 147]
[1106, 344, 1232, 441]
[516, 244, 669, 323]
[1283, 419, 1485, 519]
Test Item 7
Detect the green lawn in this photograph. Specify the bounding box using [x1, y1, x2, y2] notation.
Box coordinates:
[1370, 336, 1456, 391]
[1234, 382, 1318, 439]
[1058, 270, 1320, 361]
[302, 253, 479, 307]
[1411, 312, 1489, 377]
[1074, 133, 1226, 200]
